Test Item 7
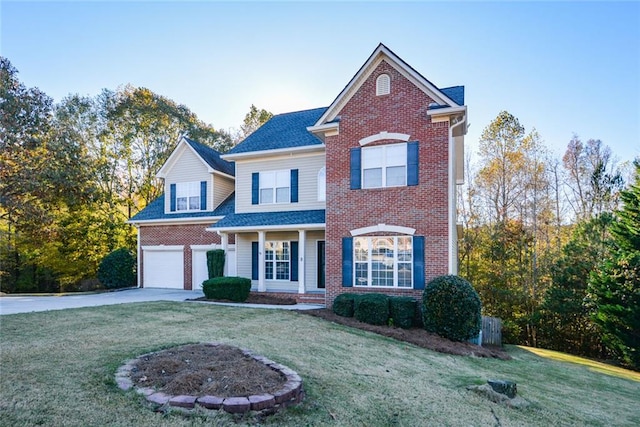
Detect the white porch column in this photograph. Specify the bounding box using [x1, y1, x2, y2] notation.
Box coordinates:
[258, 231, 266, 292]
[220, 232, 229, 276]
[298, 230, 306, 294]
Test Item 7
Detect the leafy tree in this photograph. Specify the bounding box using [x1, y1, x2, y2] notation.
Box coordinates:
[588, 160, 640, 369]
[235, 104, 272, 142]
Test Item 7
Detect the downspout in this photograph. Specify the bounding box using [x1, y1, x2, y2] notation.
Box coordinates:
[136, 225, 142, 288]
[448, 114, 466, 275]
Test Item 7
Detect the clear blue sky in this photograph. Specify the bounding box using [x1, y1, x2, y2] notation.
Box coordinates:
[2, 1, 639, 165]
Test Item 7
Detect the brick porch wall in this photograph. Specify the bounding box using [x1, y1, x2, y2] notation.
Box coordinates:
[325, 60, 450, 308]
[139, 223, 232, 290]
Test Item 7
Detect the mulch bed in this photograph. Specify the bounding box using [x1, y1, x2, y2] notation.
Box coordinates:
[130, 344, 287, 397]
[299, 309, 511, 360]
[191, 293, 297, 305]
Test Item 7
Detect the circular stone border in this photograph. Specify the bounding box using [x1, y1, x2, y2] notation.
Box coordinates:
[115, 342, 304, 415]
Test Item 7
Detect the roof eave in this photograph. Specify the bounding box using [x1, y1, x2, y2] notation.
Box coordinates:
[127, 216, 224, 226]
[427, 105, 467, 117]
[221, 144, 326, 161]
[207, 223, 326, 233]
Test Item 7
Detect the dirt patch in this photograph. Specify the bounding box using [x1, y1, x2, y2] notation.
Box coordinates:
[300, 309, 511, 360]
[130, 344, 287, 397]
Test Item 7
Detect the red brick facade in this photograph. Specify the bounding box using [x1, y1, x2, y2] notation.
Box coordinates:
[325, 61, 451, 306]
[139, 223, 228, 290]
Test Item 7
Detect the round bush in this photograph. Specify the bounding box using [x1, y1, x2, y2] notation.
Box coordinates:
[333, 293, 358, 317]
[354, 293, 389, 325]
[97, 248, 136, 289]
[202, 276, 251, 302]
[422, 275, 481, 341]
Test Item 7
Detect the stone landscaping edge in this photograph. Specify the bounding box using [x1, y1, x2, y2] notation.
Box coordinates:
[115, 342, 304, 416]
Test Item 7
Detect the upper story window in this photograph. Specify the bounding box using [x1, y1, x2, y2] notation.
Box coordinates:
[260, 170, 290, 204]
[252, 169, 298, 205]
[362, 143, 407, 188]
[376, 74, 390, 96]
[317, 166, 326, 201]
[176, 181, 201, 211]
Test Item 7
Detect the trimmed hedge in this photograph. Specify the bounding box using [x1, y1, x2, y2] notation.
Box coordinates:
[97, 248, 136, 289]
[333, 293, 359, 317]
[389, 296, 416, 329]
[202, 277, 251, 302]
[354, 293, 389, 326]
[422, 275, 482, 341]
[206, 249, 225, 279]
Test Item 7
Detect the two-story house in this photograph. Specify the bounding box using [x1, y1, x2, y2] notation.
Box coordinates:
[129, 43, 467, 307]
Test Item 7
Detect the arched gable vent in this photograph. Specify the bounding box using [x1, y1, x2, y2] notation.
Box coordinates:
[376, 74, 390, 96]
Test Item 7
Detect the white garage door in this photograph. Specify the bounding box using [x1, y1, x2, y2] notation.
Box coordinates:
[191, 245, 237, 290]
[142, 246, 184, 289]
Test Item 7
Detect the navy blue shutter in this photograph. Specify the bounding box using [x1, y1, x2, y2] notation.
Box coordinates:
[407, 141, 419, 186]
[170, 184, 177, 212]
[350, 148, 361, 190]
[290, 241, 298, 281]
[251, 242, 259, 280]
[290, 169, 299, 203]
[413, 236, 425, 289]
[251, 173, 259, 205]
[200, 181, 207, 210]
[342, 237, 353, 287]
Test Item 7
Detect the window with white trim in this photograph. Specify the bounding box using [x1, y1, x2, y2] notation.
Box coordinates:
[260, 170, 290, 204]
[264, 241, 290, 280]
[176, 182, 201, 211]
[376, 73, 390, 96]
[354, 236, 412, 288]
[362, 143, 407, 188]
[317, 166, 326, 201]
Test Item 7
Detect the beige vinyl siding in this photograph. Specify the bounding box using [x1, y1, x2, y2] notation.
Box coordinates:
[235, 152, 326, 213]
[305, 231, 325, 290]
[213, 175, 235, 208]
[164, 145, 212, 212]
[235, 234, 254, 282]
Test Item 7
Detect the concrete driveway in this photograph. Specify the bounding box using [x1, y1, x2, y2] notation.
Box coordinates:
[0, 288, 323, 315]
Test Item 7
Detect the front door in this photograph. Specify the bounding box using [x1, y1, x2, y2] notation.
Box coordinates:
[317, 240, 325, 289]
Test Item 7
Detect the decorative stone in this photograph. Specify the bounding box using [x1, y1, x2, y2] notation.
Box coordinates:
[147, 392, 171, 405]
[223, 397, 251, 413]
[117, 378, 133, 390]
[487, 379, 517, 398]
[273, 381, 301, 404]
[286, 373, 302, 383]
[169, 395, 197, 408]
[249, 394, 276, 411]
[135, 387, 155, 396]
[197, 395, 224, 409]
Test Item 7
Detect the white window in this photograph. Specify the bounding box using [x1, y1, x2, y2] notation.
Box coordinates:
[354, 236, 412, 288]
[176, 182, 201, 211]
[260, 170, 290, 204]
[317, 166, 326, 201]
[362, 143, 407, 188]
[265, 241, 290, 281]
[376, 73, 390, 96]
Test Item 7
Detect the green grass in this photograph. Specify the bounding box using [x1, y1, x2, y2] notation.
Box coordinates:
[1, 302, 638, 426]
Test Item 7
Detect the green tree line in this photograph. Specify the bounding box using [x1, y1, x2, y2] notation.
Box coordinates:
[459, 110, 639, 369]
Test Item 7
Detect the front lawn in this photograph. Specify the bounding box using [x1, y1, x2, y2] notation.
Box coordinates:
[0, 302, 638, 426]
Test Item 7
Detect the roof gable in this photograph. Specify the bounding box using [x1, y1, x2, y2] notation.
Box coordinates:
[157, 136, 235, 178]
[227, 107, 327, 155]
[314, 43, 462, 127]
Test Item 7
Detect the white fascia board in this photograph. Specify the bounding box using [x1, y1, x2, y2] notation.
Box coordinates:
[127, 216, 223, 226]
[212, 169, 235, 180]
[206, 223, 326, 233]
[156, 137, 187, 178]
[221, 144, 325, 161]
[307, 122, 339, 134]
[427, 105, 467, 117]
[141, 245, 184, 251]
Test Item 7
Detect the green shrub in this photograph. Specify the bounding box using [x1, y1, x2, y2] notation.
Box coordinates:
[389, 296, 416, 329]
[202, 276, 251, 302]
[422, 275, 481, 341]
[206, 249, 225, 279]
[333, 293, 359, 317]
[354, 293, 389, 326]
[97, 248, 136, 289]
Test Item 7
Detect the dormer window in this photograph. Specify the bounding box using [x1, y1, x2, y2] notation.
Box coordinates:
[176, 182, 201, 211]
[376, 74, 390, 96]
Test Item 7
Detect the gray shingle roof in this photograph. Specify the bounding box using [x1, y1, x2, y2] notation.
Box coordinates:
[227, 108, 327, 154]
[129, 193, 235, 222]
[440, 86, 465, 106]
[212, 209, 325, 229]
[184, 137, 235, 176]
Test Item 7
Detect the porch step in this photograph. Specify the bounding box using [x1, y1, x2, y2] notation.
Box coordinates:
[298, 295, 326, 305]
